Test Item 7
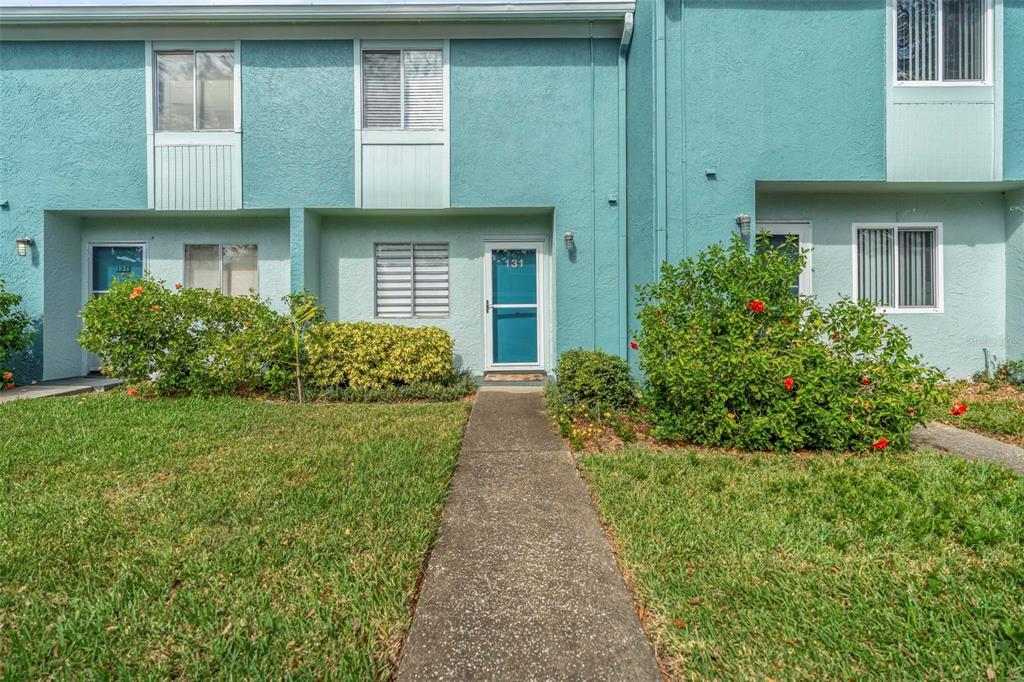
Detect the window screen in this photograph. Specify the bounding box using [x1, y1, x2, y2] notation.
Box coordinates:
[362, 48, 443, 130]
[856, 227, 937, 309]
[185, 244, 257, 296]
[156, 49, 235, 131]
[897, 0, 986, 82]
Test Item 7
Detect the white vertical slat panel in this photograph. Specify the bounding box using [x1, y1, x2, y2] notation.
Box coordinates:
[154, 143, 240, 210]
[362, 50, 401, 129]
[403, 50, 443, 130]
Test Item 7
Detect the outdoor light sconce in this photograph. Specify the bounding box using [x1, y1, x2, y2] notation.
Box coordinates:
[735, 214, 752, 237]
[563, 231, 575, 253]
[16, 237, 34, 257]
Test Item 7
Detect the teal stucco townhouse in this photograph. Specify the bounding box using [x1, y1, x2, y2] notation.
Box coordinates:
[1, 0, 1022, 381]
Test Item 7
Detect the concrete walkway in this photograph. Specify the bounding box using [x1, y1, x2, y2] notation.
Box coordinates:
[911, 421, 1024, 474]
[397, 387, 661, 681]
[0, 376, 121, 403]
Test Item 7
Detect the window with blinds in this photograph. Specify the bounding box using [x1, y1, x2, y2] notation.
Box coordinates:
[856, 226, 939, 310]
[362, 49, 443, 130]
[896, 0, 987, 82]
[374, 243, 449, 318]
[185, 244, 258, 296]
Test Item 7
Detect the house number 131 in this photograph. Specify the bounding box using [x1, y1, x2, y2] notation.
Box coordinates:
[502, 258, 524, 269]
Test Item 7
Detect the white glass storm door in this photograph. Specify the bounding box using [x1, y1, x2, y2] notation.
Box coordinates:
[484, 241, 545, 371]
[756, 222, 813, 297]
[87, 243, 146, 371]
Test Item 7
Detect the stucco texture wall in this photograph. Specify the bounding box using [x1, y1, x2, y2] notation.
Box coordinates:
[0, 41, 148, 378]
[758, 191, 1006, 378]
[242, 40, 355, 208]
[1007, 188, 1024, 361]
[1005, 1, 1024, 179]
[449, 38, 622, 359]
[660, 0, 886, 261]
[319, 212, 552, 373]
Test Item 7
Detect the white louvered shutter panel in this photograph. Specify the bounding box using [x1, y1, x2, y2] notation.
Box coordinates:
[363, 50, 401, 128]
[375, 243, 413, 317]
[403, 50, 443, 130]
[413, 243, 449, 317]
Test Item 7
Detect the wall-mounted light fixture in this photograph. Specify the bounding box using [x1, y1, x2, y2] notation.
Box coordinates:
[563, 231, 575, 253]
[15, 237, 34, 257]
[735, 214, 752, 237]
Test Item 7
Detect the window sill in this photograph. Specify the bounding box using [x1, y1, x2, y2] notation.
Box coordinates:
[876, 307, 944, 315]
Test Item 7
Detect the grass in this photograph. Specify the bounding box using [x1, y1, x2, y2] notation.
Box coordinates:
[936, 383, 1024, 446]
[580, 447, 1024, 680]
[0, 392, 470, 679]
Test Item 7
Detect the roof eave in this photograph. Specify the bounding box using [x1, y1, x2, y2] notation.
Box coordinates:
[0, 2, 636, 24]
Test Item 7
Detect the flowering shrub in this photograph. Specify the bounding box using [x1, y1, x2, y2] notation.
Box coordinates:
[0, 278, 32, 389]
[79, 275, 290, 396]
[305, 322, 455, 390]
[635, 234, 944, 452]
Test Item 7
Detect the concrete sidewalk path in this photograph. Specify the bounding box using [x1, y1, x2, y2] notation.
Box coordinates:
[397, 388, 661, 681]
[911, 421, 1024, 474]
[0, 376, 121, 404]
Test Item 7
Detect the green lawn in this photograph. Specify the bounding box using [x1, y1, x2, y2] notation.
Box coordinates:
[943, 400, 1024, 446]
[0, 393, 469, 679]
[581, 448, 1024, 680]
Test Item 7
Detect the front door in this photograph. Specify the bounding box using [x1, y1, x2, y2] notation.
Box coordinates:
[87, 244, 145, 371]
[485, 242, 544, 371]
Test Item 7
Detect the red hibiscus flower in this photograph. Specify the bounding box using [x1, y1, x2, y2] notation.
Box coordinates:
[175, 282, 183, 290]
[630, 341, 639, 350]
[5, 382, 14, 391]
[1, 371, 12, 381]
[906, 407, 916, 415]
[783, 377, 795, 391]
[949, 402, 968, 416]
[747, 300, 766, 313]
[861, 376, 871, 386]
[871, 437, 888, 450]
[127, 388, 138, 397]
[129, 286, 143, 300]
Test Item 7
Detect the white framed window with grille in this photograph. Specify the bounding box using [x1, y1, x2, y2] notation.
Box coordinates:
[360, 46, 444, 130]
[374, 243, 450, 318]
[852, 223, 943, 313]
[894, 0, 991, 84]
[184, 244, 258, 296]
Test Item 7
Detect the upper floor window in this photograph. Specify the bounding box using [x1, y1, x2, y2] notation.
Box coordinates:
[896, 0, 989, 83]
[362, 49, 443, 130]
[156, 49, 234, 131]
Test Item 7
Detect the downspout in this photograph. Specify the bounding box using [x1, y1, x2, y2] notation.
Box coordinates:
[654, 0, 667, 277]
[618, 10, 634, 358]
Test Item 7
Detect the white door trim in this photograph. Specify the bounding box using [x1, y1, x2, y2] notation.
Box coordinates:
[756, 220, 813, 297]
[483, 239, 546, 372]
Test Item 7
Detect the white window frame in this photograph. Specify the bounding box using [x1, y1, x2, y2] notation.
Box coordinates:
[353, 39, 451, 208]
[892, 0, 993, 86]
[182, 243, 259, 296]
[149, 42, 242, 133]
[756, 221, 813, 297]
[373, 242, 450, 319]
[851, 222, 944, 314]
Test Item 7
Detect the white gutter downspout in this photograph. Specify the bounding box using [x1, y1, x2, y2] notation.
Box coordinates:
[618, 11, 634, 358]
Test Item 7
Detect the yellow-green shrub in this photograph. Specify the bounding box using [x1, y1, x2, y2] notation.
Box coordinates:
[306, 322, 454, 389]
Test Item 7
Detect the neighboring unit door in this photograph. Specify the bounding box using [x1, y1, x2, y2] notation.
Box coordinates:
[88, 244, 145, 371]
[756, 221, 813, 296]
[484, 242, 544, 371]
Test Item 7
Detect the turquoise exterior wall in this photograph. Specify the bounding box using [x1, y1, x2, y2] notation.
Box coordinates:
[0, 41, 147, 378]
[660, 0, 886, 261]
[1008, 189, 1024, 361]
[319, 212, 552, 371]
[1006, 1, 1024, 179]
[242, 40, 355, 208]
[450, 38, 623, 358]
[758, 191, 1007, 377]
